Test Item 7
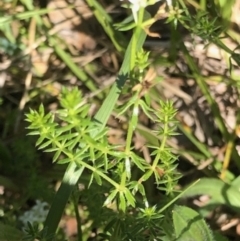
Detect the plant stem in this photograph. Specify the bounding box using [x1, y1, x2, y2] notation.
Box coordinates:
[72, 192, 82, 241]
[130, 7, 145, 70]
[152, 113, 169, 170]
[122, 97, 140, 184]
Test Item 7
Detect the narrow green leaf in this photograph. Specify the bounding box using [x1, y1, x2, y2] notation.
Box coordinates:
[53, 150, 62, 162]
[88, 173, 94, 188]
[38, 139, 52, 149]
[124, 189, 135, 207]
[0, 8, 51, 26]
[45, 147, 58, 153]
[130, 152, 145, 171]
[104, 189, 118, 206]
[115, 21, 136, 31]
[139, 99, 154, 120]
[119, 192, 126, 211]
[141, 169, 153, 182]
[117, 97, 136, 116]
[138, 183, 145, 196]
[57, 158, 71, 164]
[93, 171, 102, 186]
[89, 147, 95, 161]
[26, 130, 40, 135]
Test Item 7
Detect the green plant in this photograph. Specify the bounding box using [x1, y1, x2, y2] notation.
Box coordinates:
[25, 86, 183, 240]
[23, 1, 224, 240]
[13, 0, 240, 240]
[25, 83, 216, 239]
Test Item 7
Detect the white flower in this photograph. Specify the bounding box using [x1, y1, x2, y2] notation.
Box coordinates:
[19, 200, 49, 228]
[130, 0, 147, 22]
[128, 0, 148, 10]
[121, 0, 161, 22]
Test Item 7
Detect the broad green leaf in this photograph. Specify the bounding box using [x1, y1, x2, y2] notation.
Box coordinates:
[182, 178, 240, 212]
[173, 205, 215, 241]
[231, 176, 240, 188]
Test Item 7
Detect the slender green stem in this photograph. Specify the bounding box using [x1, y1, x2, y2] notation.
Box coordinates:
[159, 179, 200, 213]
[119, 7, 146, 185]
[120, 171, 127, 188]
[152, 115, 169, 169]
[72, 192, 82, 241]
[121, 97, 140, 184]
[214, 37, 235, 55]
[152, 153, 161, 172]
[130, 7, 145, 70]
[125, 98, 140, 154]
